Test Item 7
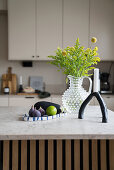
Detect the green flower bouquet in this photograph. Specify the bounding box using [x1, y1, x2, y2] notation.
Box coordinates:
[48, 38, 100, 77]
[48, 37, 100, 114]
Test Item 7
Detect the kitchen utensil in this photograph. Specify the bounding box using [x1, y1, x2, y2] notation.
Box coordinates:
[1, 67, 17, 94]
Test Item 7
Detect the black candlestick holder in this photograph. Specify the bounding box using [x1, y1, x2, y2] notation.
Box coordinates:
[78, 92, 108, 123]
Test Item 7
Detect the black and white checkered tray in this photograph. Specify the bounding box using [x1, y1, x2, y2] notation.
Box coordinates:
[23, 112, 67, 121]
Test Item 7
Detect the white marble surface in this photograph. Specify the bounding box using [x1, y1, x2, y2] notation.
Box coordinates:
[0, 106, 114, 140]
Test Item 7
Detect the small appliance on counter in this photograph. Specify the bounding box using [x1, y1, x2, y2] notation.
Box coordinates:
[100, 72, 112, 94]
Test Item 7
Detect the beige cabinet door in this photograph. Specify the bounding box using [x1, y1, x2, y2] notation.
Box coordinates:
[90, 0, 114, 61]
[0, 0, 7, 10]
[8, 0, 36, 60]
[63, 0, 89, 48]
[36, 0, 62, 60]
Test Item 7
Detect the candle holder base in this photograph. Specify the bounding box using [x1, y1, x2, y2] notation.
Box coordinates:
[78, 92, 108, 123]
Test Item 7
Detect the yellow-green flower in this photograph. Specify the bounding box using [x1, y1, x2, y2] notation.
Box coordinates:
[91, 37, 97, 43]
[94, 57, 100, 62]
[70, 47, 75, 51]
[82, 56, 86, 60]
[62, 50, 67, 56]
[57, 47, 60, 50]
[86, 48, 92, 53]
[94, 47, 98, 51]
[93, 51, 98, 56]
[73, 56, 77, 60]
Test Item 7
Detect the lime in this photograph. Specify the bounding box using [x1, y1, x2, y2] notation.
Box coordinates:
[46, 106, 57, 116]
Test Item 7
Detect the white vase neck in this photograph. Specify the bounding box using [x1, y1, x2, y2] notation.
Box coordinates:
[68, 75, 83, 88]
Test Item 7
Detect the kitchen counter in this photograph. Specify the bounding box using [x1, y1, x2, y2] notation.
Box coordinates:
[1, 106, 114, 170]
[0, 106, 114, 140]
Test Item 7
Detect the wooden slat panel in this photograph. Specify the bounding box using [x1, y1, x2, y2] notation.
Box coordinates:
[100, 140, 107, 170]
[30, 140, 36, 170]
[74, 140, 80, 170]
[48, 140, 54, 170]
[92, 140, 98, 170]
[21, 140, 27, 170]
[39, 140, 45, 170]
[57, 140, 62, 170]
[3, 140, 9, 170]
[65, 140, 71, 170]
[83, 140, 89, 170]
[12, 140, 18, 170]
[109, 140, 114, 170]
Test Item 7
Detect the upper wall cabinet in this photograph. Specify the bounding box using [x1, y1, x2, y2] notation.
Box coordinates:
[8, 0, 62, 60]
[36, 0, 62, 60]
[63, 0, 89, 49]
[0, 0, 7, 10]
[90, 0, 114, 61]
[8, 0, 36, 60]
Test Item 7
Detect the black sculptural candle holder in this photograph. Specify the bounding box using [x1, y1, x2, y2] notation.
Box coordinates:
[78, 92, 108, 123]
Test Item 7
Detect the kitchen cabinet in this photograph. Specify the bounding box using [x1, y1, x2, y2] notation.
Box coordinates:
[0, 96, 8, 106]
[8, 0, 62, 60]
[90, 0, 114, 61]
[63, 0, 89, 48]
[8, 96, 51, 107]
[0, 0, 7, 10]
[8, 0, 36, 60]
[36, 0, 62, 60]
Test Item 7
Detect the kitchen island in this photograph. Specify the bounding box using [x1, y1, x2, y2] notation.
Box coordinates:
[0, 106, 114, 170]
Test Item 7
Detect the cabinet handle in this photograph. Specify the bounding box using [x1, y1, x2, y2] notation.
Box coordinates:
[32, 56, 35, 58]
[25, 97, 35, 99]
[37, 56, 39, 58]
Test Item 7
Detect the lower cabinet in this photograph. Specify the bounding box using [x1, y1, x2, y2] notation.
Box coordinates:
[0, 95, 114, 111]
[1, 139, 114, 170]
[0, 96, 8, 106]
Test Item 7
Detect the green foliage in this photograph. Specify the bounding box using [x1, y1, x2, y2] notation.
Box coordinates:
[48, 38, 100, 77]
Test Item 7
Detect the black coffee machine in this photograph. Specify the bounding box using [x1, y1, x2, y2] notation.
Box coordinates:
[100, 72, 112, 93]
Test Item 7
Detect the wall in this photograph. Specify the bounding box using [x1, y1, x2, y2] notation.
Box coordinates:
[0, 14, 66, 94]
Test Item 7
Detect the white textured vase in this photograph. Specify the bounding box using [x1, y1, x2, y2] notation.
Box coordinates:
[62, 75, 92, 114]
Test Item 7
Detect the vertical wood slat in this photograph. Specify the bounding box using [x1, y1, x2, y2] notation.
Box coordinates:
[57, 140, 62, 170]
[74, 140, 80, 170]
[109, 140, 114, 170]
[65, 140, 71, 170]
[39, 140, 45, 170]
[12, 140, 18, 170]
[48, 140, 54, 170]
[30, 140, 36, 170]
[21, 140, 27, 170]
[92, 140, 98, 170]
[3, 140, 9, 170]
[100, 140, 107, 170]
[83, 140, 89, 170]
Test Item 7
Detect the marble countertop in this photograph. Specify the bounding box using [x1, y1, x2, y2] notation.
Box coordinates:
[0, 106, 114, 140]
